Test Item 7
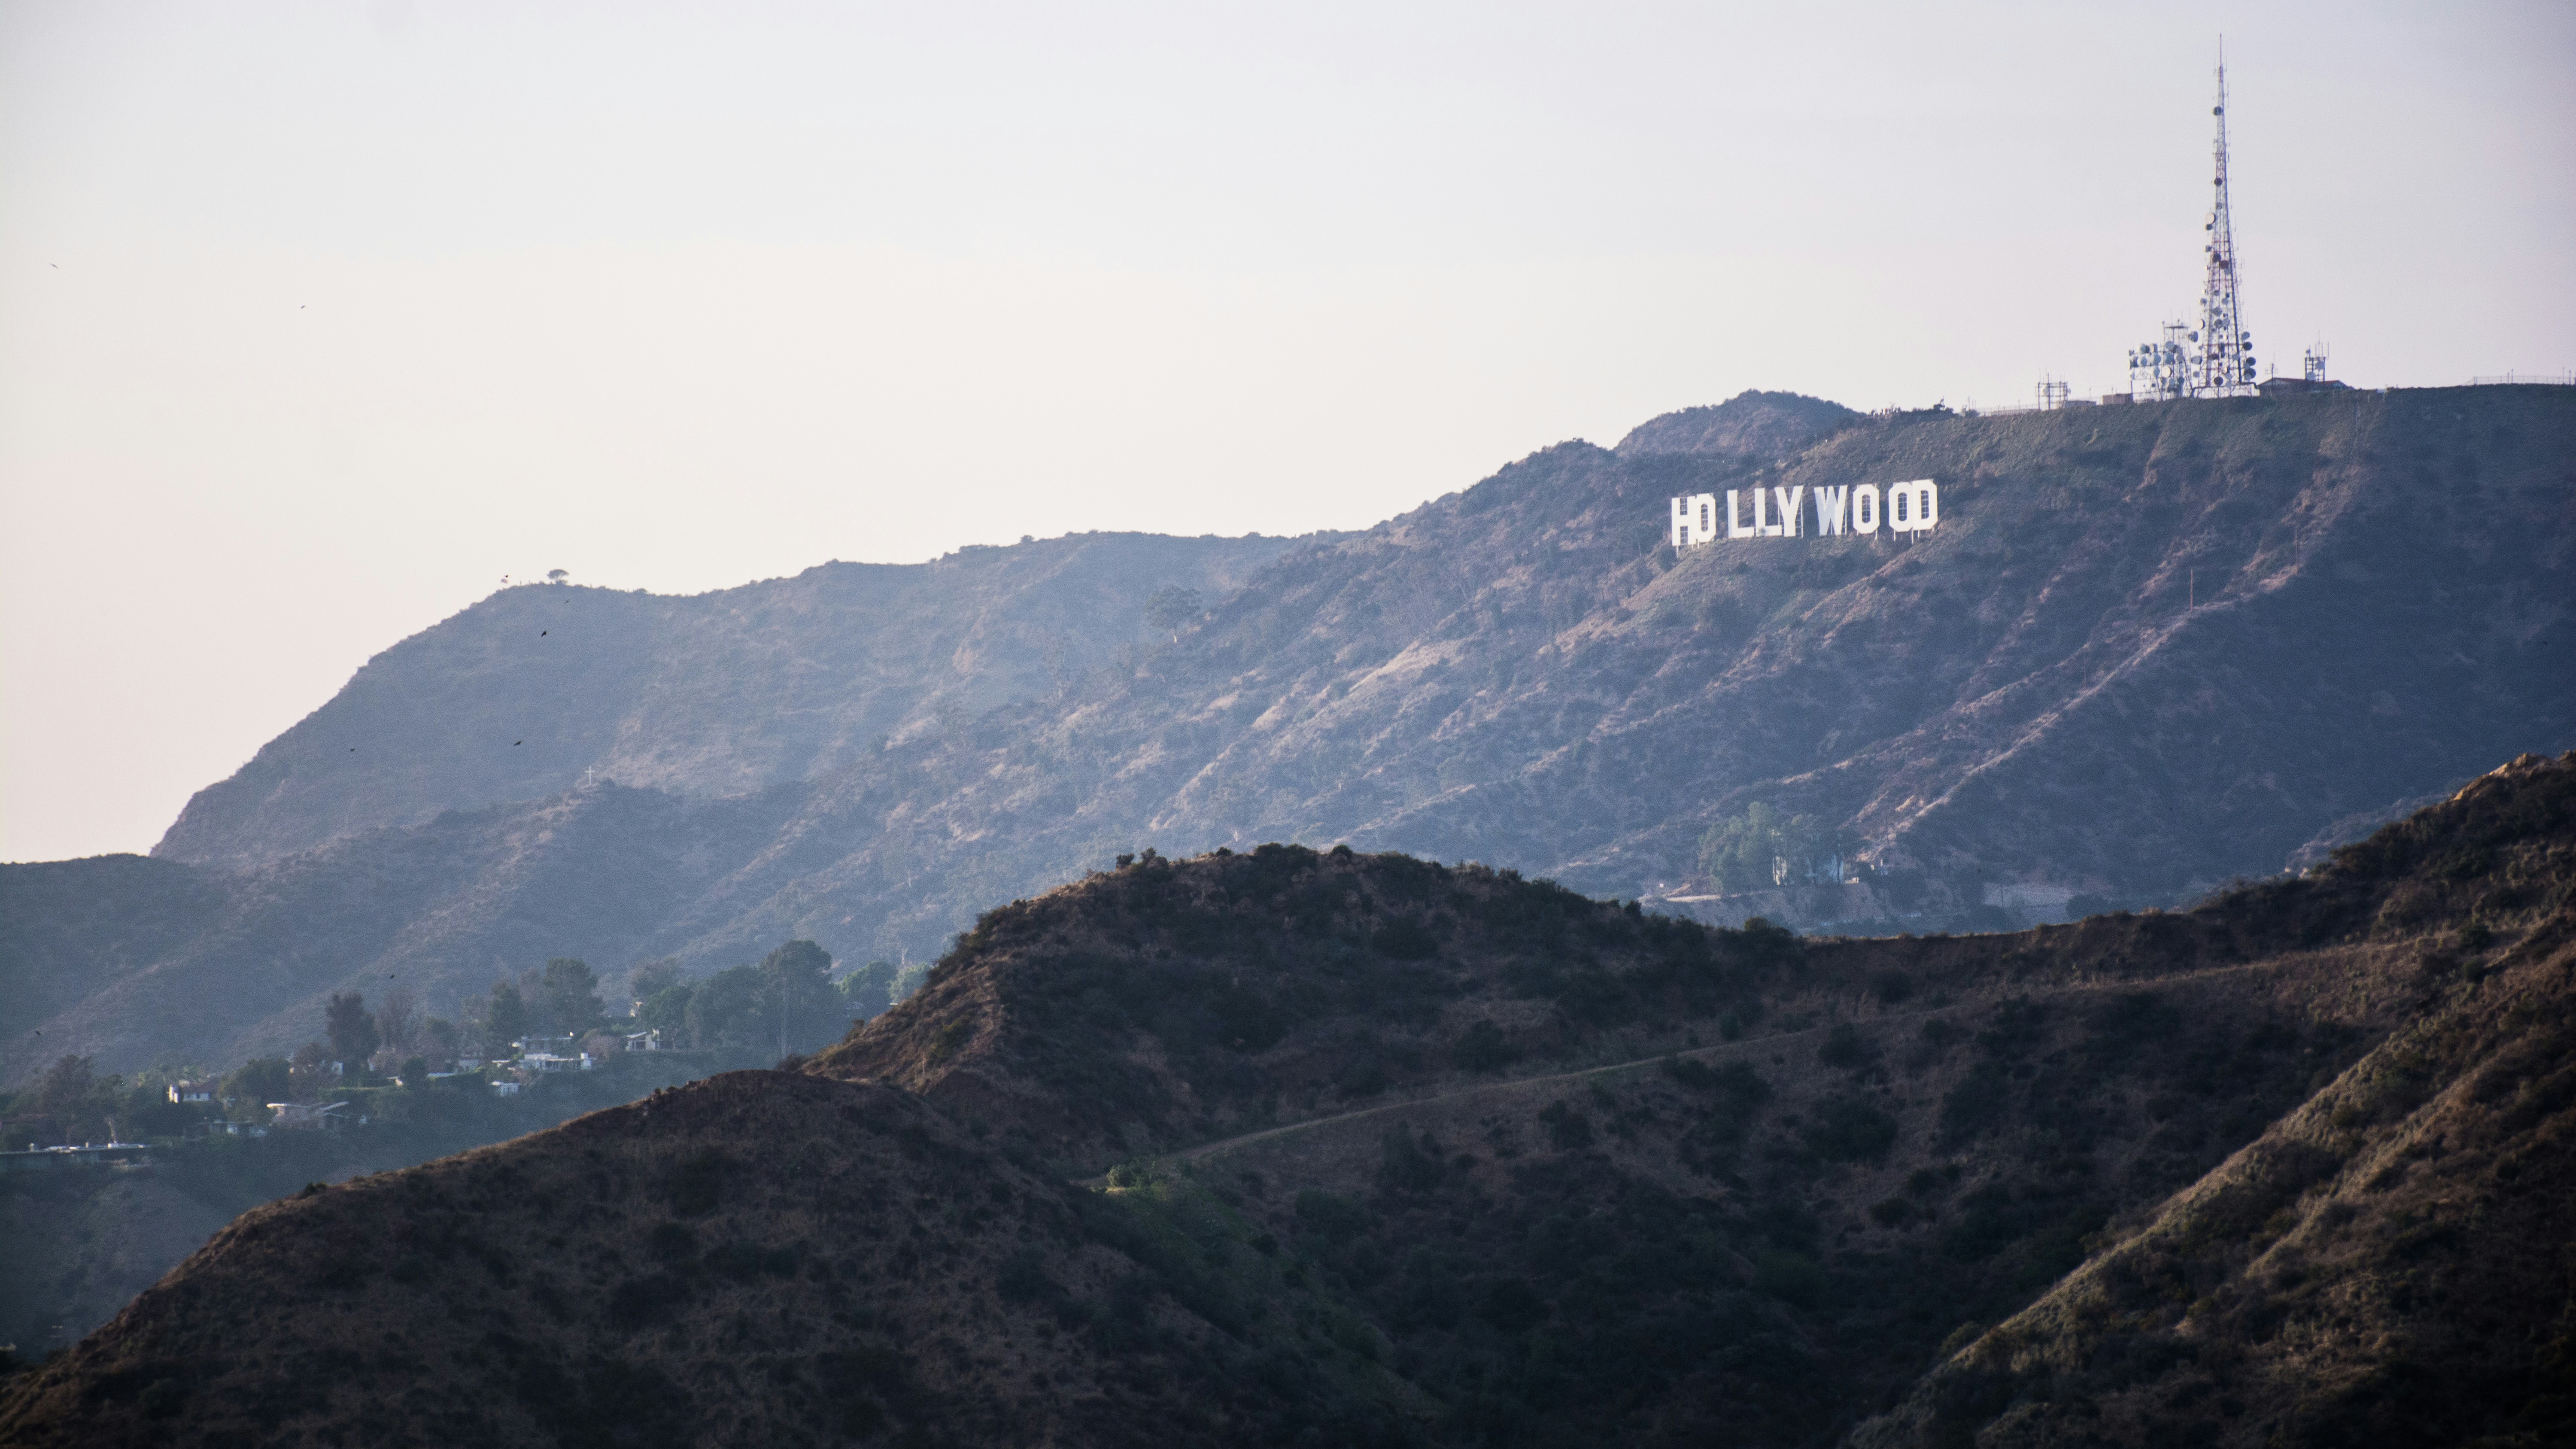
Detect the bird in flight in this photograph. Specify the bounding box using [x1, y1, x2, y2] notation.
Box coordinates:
[515, 741, 523, 746]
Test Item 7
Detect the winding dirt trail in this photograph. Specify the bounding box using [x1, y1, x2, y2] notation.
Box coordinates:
[1137, 955, 2308, 1172]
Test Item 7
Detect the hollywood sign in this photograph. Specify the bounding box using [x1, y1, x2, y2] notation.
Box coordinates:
[1668, 480, 1939, 547]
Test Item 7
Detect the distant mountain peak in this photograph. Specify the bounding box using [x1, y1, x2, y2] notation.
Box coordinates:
[1613, 389, 1861, 459]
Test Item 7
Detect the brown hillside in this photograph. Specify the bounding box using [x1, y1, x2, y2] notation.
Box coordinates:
[0, 1073, 1414, 1448]
[1852, 752, 2576, 1448]
[25, 386, 2567, 1092]
[5, 755, 2570, 1447]
[808, 848, 1793, 1166]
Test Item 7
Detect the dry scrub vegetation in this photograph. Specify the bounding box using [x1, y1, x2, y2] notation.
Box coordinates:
[5, 754, 2571, 1447]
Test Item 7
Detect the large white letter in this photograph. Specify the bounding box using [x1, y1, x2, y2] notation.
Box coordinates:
[1852, 484, 1880, 535]
[1670, 496, 1691, 548]
[1911, 481, 1939, 532]
[1726, 490, 1755, 540]
[1691, 493, 1719, 546]
[1814, 486, 1847, 536]
[1776, 486, 1804, 538]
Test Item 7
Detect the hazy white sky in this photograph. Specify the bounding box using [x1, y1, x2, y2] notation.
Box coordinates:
[3, 0, 2570, 863]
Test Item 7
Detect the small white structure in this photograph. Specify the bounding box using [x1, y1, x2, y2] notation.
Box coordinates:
[490, 1079, 522, 1097]
[266, 1101, 349, 1131]
[520, 1052, 595, 1073]
[1983, 881, 2079, 923]
[623, 1029, 662, 1052]
[167, 1081, 216, 1105]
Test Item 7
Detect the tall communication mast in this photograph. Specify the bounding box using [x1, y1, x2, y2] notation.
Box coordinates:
[2191, 45, 2257, 397]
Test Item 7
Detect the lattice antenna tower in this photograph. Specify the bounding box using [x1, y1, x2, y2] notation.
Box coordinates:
[2193, 43, 2257, 397]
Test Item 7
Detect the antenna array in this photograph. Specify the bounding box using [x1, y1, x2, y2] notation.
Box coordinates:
[2128, 44, 2260, 401]
[2191, 48, 2257, 397]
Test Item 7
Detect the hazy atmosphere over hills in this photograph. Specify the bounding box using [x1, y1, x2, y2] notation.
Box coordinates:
[10, 7, 2574, 1441]
[6, 385, 2571, 1086]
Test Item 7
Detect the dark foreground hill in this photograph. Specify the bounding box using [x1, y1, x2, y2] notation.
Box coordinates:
[15, 384, 2573, 1087]
[7, 753, 2569, 1448]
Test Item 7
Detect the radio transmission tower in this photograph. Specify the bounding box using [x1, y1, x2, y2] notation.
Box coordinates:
[2191, 45, 2257, 397]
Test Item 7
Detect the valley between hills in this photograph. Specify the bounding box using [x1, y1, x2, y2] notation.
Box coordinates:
[4, 750, 2571, 1447]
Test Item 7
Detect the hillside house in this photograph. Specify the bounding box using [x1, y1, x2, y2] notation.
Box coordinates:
[624, 1028, 662, 1052]
[266, 1101, 349, 1131]
[521, 1051, 595, 1073]
[1, 1142, 152, 1173]
[167, 1080, 216, 1104]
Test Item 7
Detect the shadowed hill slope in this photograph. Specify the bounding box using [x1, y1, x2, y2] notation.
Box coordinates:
[15, 387, 2571, 1091]
[0, 1074, 1419, 1449]
[1852, 753, 2576, 1449]
[5, 755, 2571, 1446]
[808, 845, 1798, 1165]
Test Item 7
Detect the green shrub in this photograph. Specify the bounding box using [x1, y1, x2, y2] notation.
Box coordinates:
[1819, 1023, 1874, 1070]
[666, 1151, 727, 1216]
[1372, 918, 1440, 960]
[1801, 1096, 1898, 1162]
[1453, 1021, 1519, 1073]
[1478, 1277, 1548, 1332]
[1753, 1250, 1824, 1307]
[1294, 1189, 1370, 1241]
[1539, 1100, 1593, 1151]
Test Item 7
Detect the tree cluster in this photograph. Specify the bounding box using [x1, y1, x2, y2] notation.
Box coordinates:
[631, 940, 863, 1056]
[1697, 802, 1855, 892]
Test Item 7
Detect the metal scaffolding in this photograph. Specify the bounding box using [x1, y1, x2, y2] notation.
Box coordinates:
[2127, 44, 2260, 402]
[2191, 46, 2258, 397]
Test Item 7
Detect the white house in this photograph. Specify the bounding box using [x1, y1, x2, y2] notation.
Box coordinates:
[520, 1052, 595, 1073]
[167, 1080, 216, 1105]
[266, 1101, 349, 1131]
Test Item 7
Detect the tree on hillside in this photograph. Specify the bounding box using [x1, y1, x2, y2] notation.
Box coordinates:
[35, 1054, 94, 1119]
[891, 960, 930, 1004]
[684, 965, 764, 1049]
[1144, 585, 1203, 642]
[757, 939, 844, 1055]
[536, 958, 605, 1036]
[638, 981, 696, 1044]
[34, 1054, 110, 1142]
[225, 1057, 292, 1113]
[629, 958, 687, 1009]
[486, 980, 532, 1048]
[1698, 802, 1852, 892]
[374, 987, 421, 1066]
[324, 991, 379, 1068]
[422, 1016, 461, 1064]
[289, 1041, 336, 1098]
[840, 960, 898, 1021]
